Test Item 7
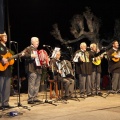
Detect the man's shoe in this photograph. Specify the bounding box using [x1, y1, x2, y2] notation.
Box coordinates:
[28, 101, 34, 104]
[80, 94, 85, 98]
[0, 106, 3, 110]
[92, 92, 96, 95]
[34, 99, 42, 102]
[87, 93, 94, 97]
[97, 92, 103, 96]
[111, 90, 116, 94]
[62, 96, 69, 100]
[3, 105, 14, 109]
[69, 92, 75, 98]
[69, 95, 74, 98]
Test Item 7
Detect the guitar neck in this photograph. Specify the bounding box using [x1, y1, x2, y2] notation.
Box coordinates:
[8, 53, 21, 61]
[95, 51, 106, 58]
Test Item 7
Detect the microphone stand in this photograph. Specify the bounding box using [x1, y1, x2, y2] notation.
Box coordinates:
[37, 48, 57, 106]
[43, 45, 53, 56]
[43, 64, 57, 106]
[31, 65, 57, 107]
[12, 42, 30, 110]
[67, 47, 80, 101]
[54, 60, 68, 104]
[93, 43, 104, 98]
[102, 51, 115, 98]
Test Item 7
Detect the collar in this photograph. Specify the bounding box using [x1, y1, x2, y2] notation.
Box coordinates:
[113, 47, 118, 51]
[31, 45, 35, 48]
[81, 49, 86, 52]
[31, 45, 37, 50]
[0, 41, 6, 47]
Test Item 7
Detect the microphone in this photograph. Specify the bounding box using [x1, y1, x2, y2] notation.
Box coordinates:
[67, 46, 72, 49]
[86, 47, 90, 50]
[102, 47, 106, 49]
[43, 45, 51, 47]
[10, 41, 17, 43]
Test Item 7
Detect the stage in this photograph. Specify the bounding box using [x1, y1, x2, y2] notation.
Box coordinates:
[1, 90, 120, 120]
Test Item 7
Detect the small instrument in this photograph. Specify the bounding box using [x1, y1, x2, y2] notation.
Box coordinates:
[73, 51, 90, 63]
[33, 50, 41, 66]
[92, 57, 101, 65]
[111, 51, 120, 62]
[0, 52, 21, 71]
[92, 52, 106, 65]
[73, 52, 81, 62]
[35, 49, 50, 67]
[61, 60, 74, 77]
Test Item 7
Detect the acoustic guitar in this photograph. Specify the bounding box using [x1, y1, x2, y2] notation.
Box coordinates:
[92, 52, 106, 65]
[112, 51, 120, 62]
[0, 52, 21, 71]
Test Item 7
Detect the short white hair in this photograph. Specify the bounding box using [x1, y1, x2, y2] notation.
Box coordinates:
[31, 37, 39, 44]
[80, 42, 87, 48]
[90, 43, 96, 49]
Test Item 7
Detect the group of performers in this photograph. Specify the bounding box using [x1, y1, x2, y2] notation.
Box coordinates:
[73, 40, 120, 97]
[73, 42, 103, 98]
[0, 32, 120, 109]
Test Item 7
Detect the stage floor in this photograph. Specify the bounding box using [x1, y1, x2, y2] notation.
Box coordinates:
[1, 90, 120, 120]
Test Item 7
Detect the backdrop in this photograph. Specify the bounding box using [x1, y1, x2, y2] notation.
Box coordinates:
[0, 0, 4, 34]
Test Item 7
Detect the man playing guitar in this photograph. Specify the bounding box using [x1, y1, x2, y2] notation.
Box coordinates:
[0, 32, 13, 109]
[90, 43, 103, 95]
[107, 40, 120, 92]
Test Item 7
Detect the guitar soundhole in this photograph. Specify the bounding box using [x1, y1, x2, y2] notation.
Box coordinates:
[1, 61, 5, 66]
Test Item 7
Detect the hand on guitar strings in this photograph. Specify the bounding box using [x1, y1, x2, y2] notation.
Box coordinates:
[2, 58, 8, 64]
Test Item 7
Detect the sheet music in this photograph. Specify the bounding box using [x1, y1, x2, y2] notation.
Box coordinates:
[51, 47, 60, 58]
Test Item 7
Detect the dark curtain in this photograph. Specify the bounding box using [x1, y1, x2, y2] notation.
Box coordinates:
[0, 0, 4, 33]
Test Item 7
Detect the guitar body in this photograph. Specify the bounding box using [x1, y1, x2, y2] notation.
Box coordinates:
[92, 52, 106, 65]
[112, 52, 120, 62]
[92, 59, 101, 65]
[112, 58, 119, 62]
[0, 52, 15, 71]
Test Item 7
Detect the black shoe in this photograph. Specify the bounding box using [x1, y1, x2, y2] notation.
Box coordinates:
[97, 92, 103, 96]
[112, 90, 116, 94]
[3, 105, 14, 108]
[69, 95, 74, 98]
[92, 92, 96, 95]
[87, 93, 94, 97]
[28, 101, 34, 104]
[69, 92, 74, 98]
[34, 99, 42, 102]
[62, 96, 69, 100]
[0, 106, 3, 110]
[80, 94, 85, 98]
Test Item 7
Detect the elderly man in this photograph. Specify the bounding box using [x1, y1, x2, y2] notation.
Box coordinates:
[90, 43, 102, 95]
[23, 37, 42, 104]
[107, 40, 120, 93]
[50, 51, 74, 99]
[73, 42, 93, 98]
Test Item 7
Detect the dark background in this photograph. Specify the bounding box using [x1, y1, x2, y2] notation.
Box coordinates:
[2, 0, 120, 76]
[6, 1, 120, 50]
